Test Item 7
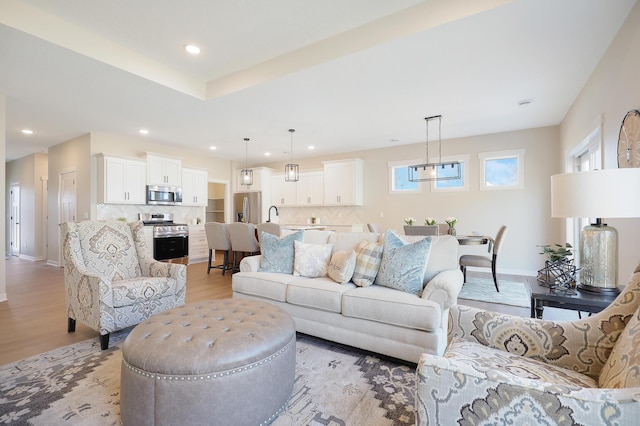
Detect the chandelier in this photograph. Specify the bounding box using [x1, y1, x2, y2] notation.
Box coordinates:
[408, 115, 461, 182]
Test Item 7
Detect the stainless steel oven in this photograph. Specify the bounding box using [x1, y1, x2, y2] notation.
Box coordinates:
[139, 213, 189, 263]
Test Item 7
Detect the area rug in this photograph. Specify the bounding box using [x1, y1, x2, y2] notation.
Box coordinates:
[0, 330, 416, 425]
[458, 277, 530, 307]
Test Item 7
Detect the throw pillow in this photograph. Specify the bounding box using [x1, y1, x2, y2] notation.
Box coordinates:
[374, 229, 432, 295]
[352, 240, 384, 287]
[327, 249, 357, 284]
[293, 240, 333, 278]
[259, 230, 304, 274]
[598, 304, 640, 388]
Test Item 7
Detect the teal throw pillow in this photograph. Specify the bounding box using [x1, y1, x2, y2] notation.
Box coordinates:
[259, 230, 304, 273]
[374, 229, 432, 295]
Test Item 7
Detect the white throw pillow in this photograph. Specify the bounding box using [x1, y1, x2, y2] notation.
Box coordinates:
[293, 240, 333, 278]
[327, 249, 357, 284]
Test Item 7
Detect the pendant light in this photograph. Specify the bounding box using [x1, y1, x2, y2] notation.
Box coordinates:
[240, 137, 253, 186]
[285, 128, 299, 182]
[408, 115, 461, 182]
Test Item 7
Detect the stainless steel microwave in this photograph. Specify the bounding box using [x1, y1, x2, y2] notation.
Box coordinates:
[146, 185, 182, 205]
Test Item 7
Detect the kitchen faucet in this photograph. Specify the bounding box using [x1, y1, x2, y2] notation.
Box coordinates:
[267, 205, 279, 222]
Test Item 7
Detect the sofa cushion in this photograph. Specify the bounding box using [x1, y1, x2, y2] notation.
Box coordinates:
[259, 230, 304, 274]
[342, 285, 441, 331]
[327, 250, 357, 284]
[231, 271, 294, 302]
[445, 339, 598, 389]
[598, 305, 640, 388]
[286, 277, 356, 313]
[375, 230, 432, 295]
[294, 241, 333, 278]
[351, 240, 383, 287]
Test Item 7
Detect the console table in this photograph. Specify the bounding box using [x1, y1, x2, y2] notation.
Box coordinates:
[529, 277, 618, 319]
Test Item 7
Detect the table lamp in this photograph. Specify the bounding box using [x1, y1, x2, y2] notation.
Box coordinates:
[551, 168, 640, 294]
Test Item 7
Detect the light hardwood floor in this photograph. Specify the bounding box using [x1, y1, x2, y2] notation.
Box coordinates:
[0, 254, 232, 365]
[0, 254, 540, 366]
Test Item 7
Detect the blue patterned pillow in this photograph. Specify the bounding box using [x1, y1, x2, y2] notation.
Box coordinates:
[259, 230, 304, 273]
[374, 230, 432, 295]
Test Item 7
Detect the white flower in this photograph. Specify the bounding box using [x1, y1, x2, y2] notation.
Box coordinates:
[445, 216, 457, 227]
[404, 217, 415, 225]
[425, 217, 436, 226]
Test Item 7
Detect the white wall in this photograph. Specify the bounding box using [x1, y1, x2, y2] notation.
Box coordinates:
[260, 125, 562, 275]
[561, 1, 640, 284]
[0, 93, 6, 302]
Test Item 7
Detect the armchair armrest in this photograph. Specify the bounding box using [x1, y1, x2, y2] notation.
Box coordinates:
[240, 255, 262, 272]
[421, 269, 463, 310]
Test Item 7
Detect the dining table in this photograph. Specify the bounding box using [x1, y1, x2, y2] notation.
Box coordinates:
[456, 235, 491, 246]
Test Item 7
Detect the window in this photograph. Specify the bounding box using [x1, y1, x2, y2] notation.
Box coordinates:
[478, 149, 525, 190]
[388, 159, 421, 194]
[430, 155, 469, 192]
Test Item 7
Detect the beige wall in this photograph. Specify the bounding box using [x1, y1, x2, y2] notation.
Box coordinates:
[0, 94, 6, 302]
[561, 1, 640, 283]
[260, 125, 562, 274]
[6, 153, 48, 260]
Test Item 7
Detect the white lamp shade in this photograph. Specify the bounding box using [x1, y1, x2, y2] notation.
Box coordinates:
[551, 168, 640, 219]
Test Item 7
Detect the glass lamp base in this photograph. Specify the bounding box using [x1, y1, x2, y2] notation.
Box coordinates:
[577, 283, 620, 294]
[579, 223, 618, 292]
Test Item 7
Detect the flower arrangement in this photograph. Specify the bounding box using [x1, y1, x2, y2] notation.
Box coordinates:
[538, 243, 573, 262]
[445, 217, 457, 228]
[424, 217, 436, 226]
[404, 217, 415, 226]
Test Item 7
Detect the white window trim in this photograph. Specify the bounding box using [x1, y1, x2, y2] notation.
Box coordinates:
[430, 154, 470, 192]
[478, 148, 525, 190]
[388, 159, 422, 194]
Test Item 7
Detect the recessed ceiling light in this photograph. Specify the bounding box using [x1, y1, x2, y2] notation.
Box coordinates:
[21, 129, 34, 135]
[308, 146, 315, 150]
[264, 152, 271, 157]
[139, 129, 149, 135]
[209, 146, 217, 150]
[184, 44, 201, 55]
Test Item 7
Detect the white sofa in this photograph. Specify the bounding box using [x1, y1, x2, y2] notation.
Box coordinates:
[232, 231, 463, 363]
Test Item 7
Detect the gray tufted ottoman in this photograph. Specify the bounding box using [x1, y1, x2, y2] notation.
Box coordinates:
[120, 299, 296, 426]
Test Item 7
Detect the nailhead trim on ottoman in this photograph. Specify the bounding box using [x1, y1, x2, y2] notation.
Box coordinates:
[120, 299, 296, 426]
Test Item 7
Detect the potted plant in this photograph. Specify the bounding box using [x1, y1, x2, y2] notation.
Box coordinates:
[537, 243, 576, 290]
[404, 217, 415, 226]
[538, 243, 573, 262]
[445, 217, 457, 236]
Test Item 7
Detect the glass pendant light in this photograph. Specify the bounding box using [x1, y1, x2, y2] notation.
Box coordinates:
[285, 128, 299, 182]
[240, 137, 253, 186]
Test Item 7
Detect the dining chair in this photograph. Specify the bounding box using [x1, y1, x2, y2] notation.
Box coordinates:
[227, 222, 260, 273]
[367, 223, 382, 233]
[459, 225, 508, 292]
[204, 222, 233, 275]
[257, 222, 282, 242]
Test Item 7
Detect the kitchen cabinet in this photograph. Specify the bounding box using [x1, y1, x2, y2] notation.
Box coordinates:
[296, 171, 324, 206]
[188, 225, 208, 264]
[146, 154, 181, 186]
[98, 154, 146, 204]
[235, 167, 272, 193]
[271, 174, 297, 206]
[181, 168, 208, 206]
[322, 159, 363, 206]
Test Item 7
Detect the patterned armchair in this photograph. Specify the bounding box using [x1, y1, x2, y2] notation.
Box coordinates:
[61, 220, 186, 349]
[417, 262, 640, 425]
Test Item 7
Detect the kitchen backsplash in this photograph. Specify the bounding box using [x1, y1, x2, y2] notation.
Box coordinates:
[276, 206, 364, 226]
[97, 204, 206, 225]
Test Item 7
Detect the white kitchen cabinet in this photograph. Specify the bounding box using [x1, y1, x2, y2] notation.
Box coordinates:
[146, 154, 181, 186]
[271, 174, 297, 206]
[188, 225, 208, 264]
[182, 168, 208, 206]
[296, 171, 324, 206]
[235, 167, 272, 193]
[322, 159, 363, 206]
[98, 154, 147, 204]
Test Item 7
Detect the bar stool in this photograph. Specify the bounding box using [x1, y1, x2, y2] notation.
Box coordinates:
[257, 222, 281, 242]
[205, 222, 233, 275]
[227, 222, 260, 272]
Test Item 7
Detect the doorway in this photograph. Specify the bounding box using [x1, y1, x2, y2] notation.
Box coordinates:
[59, 169, 77, 266]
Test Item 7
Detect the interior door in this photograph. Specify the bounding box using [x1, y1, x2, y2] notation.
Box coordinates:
[10, 183, 20, 256]
[59, 170, 77, 266]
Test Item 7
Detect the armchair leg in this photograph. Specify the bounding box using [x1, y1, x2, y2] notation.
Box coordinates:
[67, 317, 76, 333]
[100, 333, 110, 350]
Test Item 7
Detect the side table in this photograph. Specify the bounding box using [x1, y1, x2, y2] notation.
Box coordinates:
[528, 276, 618, 319]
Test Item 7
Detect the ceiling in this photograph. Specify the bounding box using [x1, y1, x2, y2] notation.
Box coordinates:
[0, 0, 636, 163]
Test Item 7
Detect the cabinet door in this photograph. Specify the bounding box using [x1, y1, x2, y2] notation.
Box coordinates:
[182, 168, 208, 206]
[126, 160, 147, 203]
[296, 172, 323, 205]
[104, 157, 146, 204]
[271, 175, 296, 206]
[148, 156, 181, 186]
[323, 159, 363, 205]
